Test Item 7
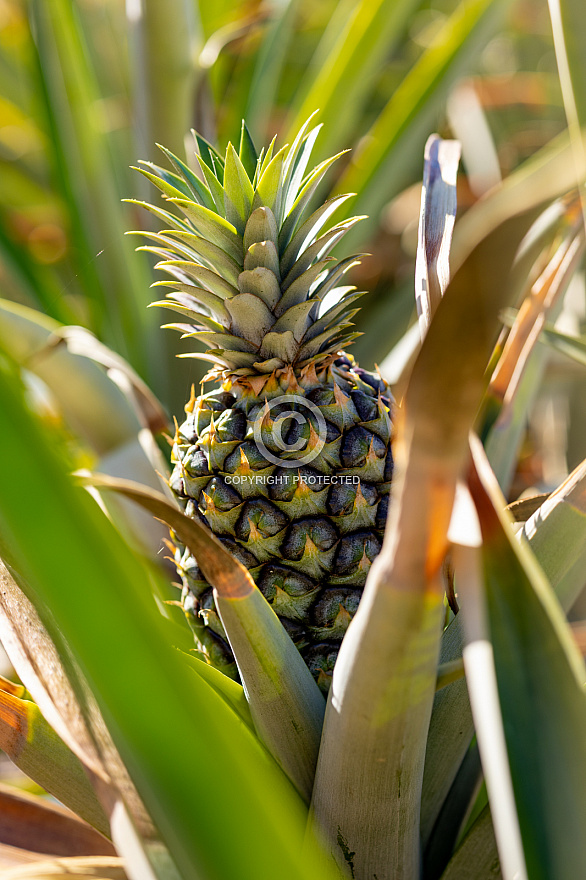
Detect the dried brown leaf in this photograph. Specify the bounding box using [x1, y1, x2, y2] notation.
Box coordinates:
[489, 221, 584, 406]
[0, 785, 115, 858]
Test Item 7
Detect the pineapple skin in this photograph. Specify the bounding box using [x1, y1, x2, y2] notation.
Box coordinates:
[170, 354, 392, 693]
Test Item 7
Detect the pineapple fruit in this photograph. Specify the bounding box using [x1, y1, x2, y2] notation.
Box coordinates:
[133, 119, 393, 691]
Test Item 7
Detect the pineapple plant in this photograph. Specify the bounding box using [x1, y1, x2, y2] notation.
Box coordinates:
[132, 120, 394, 690]
[2, 124, 586, 880]
[2, 0, 586, 875]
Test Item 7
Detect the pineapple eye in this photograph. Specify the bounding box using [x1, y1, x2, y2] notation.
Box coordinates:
[273, 412, 307, 452]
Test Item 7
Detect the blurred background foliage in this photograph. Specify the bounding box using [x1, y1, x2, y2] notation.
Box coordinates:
[0, 0, 574, 415]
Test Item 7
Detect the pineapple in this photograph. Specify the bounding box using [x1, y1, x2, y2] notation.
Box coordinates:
[132, 119, 393, 691]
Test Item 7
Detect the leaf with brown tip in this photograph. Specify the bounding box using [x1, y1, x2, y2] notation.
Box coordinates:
[0, 330, 329, 880]
[0, 691, 111, 837]
[0, 559, 108, 781]
[309, 194, 553, 878]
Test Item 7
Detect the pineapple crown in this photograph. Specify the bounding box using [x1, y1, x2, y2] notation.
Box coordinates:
[128, 116, 367, 379]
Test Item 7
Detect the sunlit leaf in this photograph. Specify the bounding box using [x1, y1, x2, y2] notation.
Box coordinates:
[523, 458, 586, 613]
[245, 0, 299, 140]
[451, 132, 586, 269]
[29, 0, 155, 376]
[0, 559, 110, 783]
[415, 135, 461, 337]
[536, 319, 586, 367]
[310, 123, 549, 878]
[0, 304, 170, 494]
[0, 300, 171, 557]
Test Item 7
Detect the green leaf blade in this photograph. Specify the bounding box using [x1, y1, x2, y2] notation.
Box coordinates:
[169, 200, 243, 264]
[239, 120, 258, 179]
[223, 143, 255, 235]
[469, 449, 586, 880]
[156, 145, 217, 211]
[255, 146, 288, 214]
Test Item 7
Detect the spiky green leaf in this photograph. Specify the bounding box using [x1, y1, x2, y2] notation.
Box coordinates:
[239, 120, 258, 179]
[168, 200, 243, 264]
[254, 146, 288, 213]
[224, 144, 255, 234]
[157, 144, 217, 212]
